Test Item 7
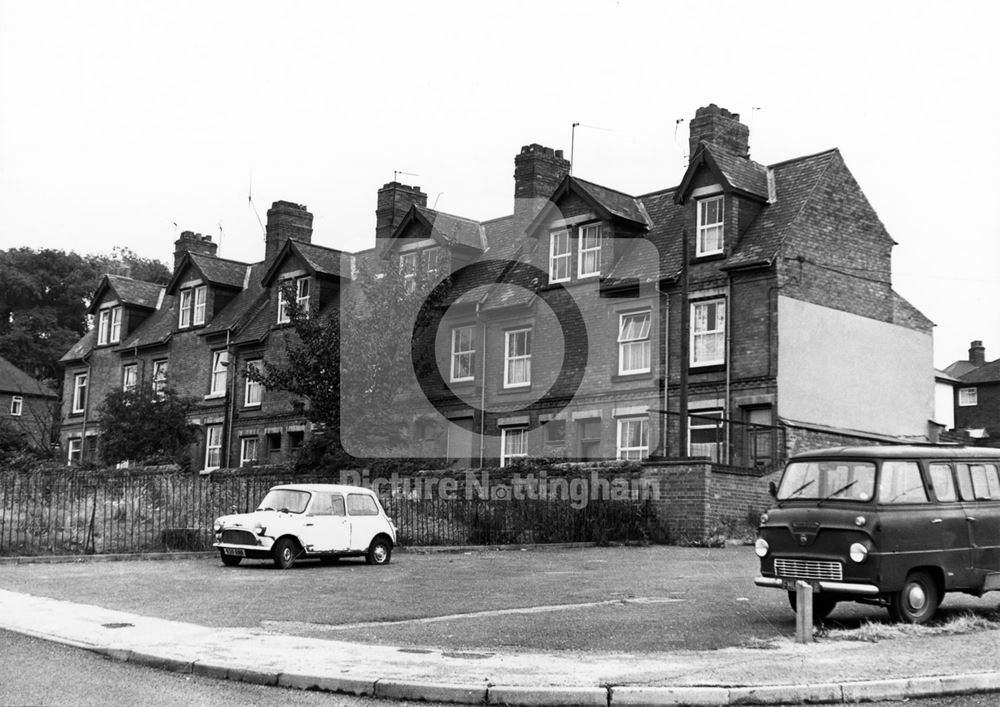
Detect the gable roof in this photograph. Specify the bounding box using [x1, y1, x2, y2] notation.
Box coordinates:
[167, 252, 250, 293]
[261, 239, 352, 286]
[87, 275, 164, 315]
[960, 359, 1000, 384]
[943, 360, 978, 379]
[525, 176, 651, 237]
[116, 294, 177, 351]
[675, 142, 770, 204]
[384, 205, 486, 253]
[0, 355, 57, 397]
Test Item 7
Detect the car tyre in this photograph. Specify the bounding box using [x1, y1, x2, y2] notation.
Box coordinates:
[889, 570, 939, 624]
[366, 537, 392, 565]
[220, 551, 242, 567]
[273, 538, 299, 570]
[786, 591, 837, 621]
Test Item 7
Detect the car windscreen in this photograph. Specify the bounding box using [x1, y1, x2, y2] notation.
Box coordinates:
[257, 489, 310, 513]
[777, 461, 876, 502]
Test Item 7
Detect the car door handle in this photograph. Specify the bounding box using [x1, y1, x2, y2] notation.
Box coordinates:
[967, 517, 977, 522]
[931, 519, 942, 524]
[305, 523, 314, 526]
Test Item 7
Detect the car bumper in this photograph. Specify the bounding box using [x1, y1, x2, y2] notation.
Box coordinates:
[754, 576, 880, 596]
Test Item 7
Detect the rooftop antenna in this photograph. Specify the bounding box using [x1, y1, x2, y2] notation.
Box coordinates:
[248, 174, 265, 238]
[748, 106, 762, 158]
[394, 170, 419, 182]
[218, 221, 224, 253]
[433, 192, 444, 210]
[674, 118, 687, 167]
[570, 122, 580, 175]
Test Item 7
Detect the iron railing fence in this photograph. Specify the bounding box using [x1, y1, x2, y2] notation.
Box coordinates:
[0, 468, 658, 557]
[652, 409, 787, 472]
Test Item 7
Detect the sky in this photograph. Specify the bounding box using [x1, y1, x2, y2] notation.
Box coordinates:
[0, 0, 997, 369]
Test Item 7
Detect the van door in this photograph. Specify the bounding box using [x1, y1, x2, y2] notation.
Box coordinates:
[926, 462, 974, 589]
[957, 463, 1000, 588]
[300, 493, 351, 553]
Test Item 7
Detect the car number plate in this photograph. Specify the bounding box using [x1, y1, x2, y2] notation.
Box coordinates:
[223, 548, 245, 557]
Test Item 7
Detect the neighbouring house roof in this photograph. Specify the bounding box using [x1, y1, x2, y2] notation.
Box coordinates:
[676, 142, 771, 204]
[167, 252, 251, 293]
[525, 176, 652, 238]
[935, 369, 961, 384]
[261, 239, 353, 286]
[87, 275, 164, 315]
[116, 295, 178, 351]
[943, 360, 979, 379]
[201, 262, 270, 338]
[959, 359, 1000, 384]
[0, 355, 57, 397]
[59, 328, 98, 364]
[383, 205, 487, 253]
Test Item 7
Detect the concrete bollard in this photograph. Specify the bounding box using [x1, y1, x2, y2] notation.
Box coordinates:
[795, 581, 813, 644]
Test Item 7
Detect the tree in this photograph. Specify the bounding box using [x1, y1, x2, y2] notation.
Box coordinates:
[0, 247, 170, 387]
[97, 383, 198, 469]
[251, 257, 435, 467]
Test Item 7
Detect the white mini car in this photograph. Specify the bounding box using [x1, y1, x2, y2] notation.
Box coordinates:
[212, 483, 397, 569]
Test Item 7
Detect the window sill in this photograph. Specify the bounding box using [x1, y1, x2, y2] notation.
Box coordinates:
[497, 385, 532, 395]
[449, 378, 477, 387]
[613, 371, 653, 383]
[204, 393, 227, 401]
[243, 403, 262, 410]
[689, 363, 726, 374]
[691, 252, 726, 264]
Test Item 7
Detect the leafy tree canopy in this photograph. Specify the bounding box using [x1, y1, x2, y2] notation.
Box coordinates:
[97, 383, 198, 469]
[0, 246, 170, 385]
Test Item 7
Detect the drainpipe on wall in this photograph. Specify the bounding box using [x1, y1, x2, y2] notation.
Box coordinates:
[725, 276, 732, 465]
[222, 329, 234, 469]
[79, 351, 92, 464]
[477, 301, 487, 468]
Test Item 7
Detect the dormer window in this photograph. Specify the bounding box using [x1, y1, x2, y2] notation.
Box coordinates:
[178, 285, 207, 328]
[696, 195, 724, 256]
[277, 276, 310, 323]
[549, 230, 571, 283]
[578, 224, 601, 278]
[97, 306, 122, 345]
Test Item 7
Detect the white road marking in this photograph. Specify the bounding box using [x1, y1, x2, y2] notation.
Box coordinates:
[263, 596, 684, 632]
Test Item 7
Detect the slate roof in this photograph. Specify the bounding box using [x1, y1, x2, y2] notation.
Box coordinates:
[414, 206, 486, 250]
[943, 360, 978, 379]
[185, 253, 250, 289]
[959, 359, 1000, 384]
[202, 262, 270, 338]
[0, 355, 57, 397]
[117, 295, 177, 351]
[573, 178, 653, 228]
[288, 241, 353, 279]
[59, 328, 98, 363]
[87, 275, 164, 314]
[701, 143, 770, 200]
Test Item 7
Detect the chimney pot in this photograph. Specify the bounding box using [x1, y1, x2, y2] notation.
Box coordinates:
[969, 340, 986, 367]
[688, 104, 751, 159]
[265, 201, 313, 261]
[174, 229, 219, 271]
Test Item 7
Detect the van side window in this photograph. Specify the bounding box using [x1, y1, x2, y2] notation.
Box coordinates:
[928, 463, 958, 502]
[961, 463, 1000, 501]
[878, 461, 928, 504]
[347, 493, 379, 516]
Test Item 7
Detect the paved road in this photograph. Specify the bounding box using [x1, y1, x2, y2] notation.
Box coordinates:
[1, 546, 998, 653]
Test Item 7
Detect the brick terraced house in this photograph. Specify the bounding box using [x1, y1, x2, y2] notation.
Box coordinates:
[0, 354, 57, 453]
[944, 340, 1000, 446]
[58, 104, 936, 471]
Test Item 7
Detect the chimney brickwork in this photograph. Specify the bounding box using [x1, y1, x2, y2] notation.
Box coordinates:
[513, 144, 570, 235]
[265, 201, 313, 261]
[969, 340, 986, 367]
[173, 231, 218, 271]
[688, 104, 750, 159]
[375, 182, 427, 247]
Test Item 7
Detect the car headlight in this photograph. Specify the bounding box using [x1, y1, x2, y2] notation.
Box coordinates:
[754, 538, 769, 557]
[759, 513, 769, 526]
[253, 523, 267, 535]
[849, 542, 868, 563]
[213, 519, 222, 533]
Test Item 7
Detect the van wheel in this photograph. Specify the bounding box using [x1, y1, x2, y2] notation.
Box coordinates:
[787, 591, 837, 621]
[220, 552, 241, 567]
[366, 537, 392, 565]
[273, 538, 299, 570]
[889, 571, 939, 624]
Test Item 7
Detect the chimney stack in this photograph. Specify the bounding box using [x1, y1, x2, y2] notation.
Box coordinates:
[688, 104, 750, 159]
[514, 144, 570, 236]
[969, 340, 986, 367]
[375, 182, 427, 248]
[173, 231, 218, 271]
[265, 201, 313, 261]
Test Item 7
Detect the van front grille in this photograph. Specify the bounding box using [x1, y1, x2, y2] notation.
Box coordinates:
[774, 558, 843, 581]
[220, 529, 257, 546]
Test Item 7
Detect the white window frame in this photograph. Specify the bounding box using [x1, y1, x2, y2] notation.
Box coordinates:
[450, 325, 476, 383]
[500, 427, 528, 467]
[400, 252, 418, 293]
[295, 277, 310, 316]
[696, 195, 724, 256]
[97, 306, 121, 345]
[72, 372, 88, 413]
[204, 425, 223, 470]
[617, 416, 649, 461]
[122, 364, 137, 392]
[10, 396, 23, 416]
[152, 359, 168, 397]
[425, 247, 441, 277]
[98, 308, 110, 345]
[210, 350, 229, 396]
[240, 437, 259, 466]
[958, 387, 978, 407]
[67, 437, 83, 466]
[192, 285, 207, 325]
[178, 289, 193, 328]
[577, 224, 601, 278]
[549, 229, 571, 283]
[244, 359, 263, 407]
[691, 298, 726, 367]
[503, 327, 532, 389]
[618, 310, 652, 375]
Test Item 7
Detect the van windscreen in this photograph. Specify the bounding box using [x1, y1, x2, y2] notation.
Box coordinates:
[777, 461, 876, 502]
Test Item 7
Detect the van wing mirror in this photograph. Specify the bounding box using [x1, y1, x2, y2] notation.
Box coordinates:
[768, 481, 778, 499]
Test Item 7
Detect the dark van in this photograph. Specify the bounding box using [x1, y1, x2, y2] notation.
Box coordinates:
[755, 445, 1000, 623]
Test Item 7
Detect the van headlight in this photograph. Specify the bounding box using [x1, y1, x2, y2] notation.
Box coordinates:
[759, 513, 769, 526]
[754, 538, 769, 557]
[849, 542, 868, 563]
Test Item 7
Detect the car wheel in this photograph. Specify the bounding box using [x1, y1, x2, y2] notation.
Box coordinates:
[889, 571, 939, 624]
[220, 551, 242, 567]
[786, 591, 837, 621]
[366, 537, 392, 565]
[273, 538, 299, 570]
